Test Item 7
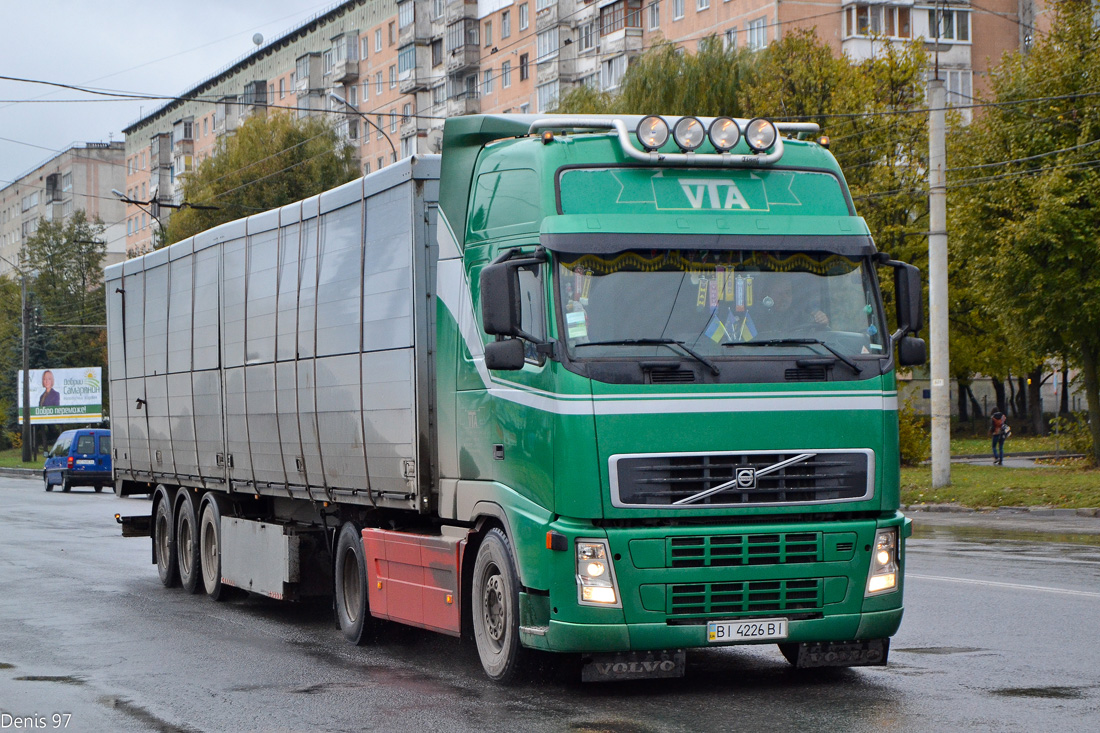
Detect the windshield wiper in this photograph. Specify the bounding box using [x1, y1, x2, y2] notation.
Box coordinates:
[574, 338, 720, 375]
[723, 338, 862, 375]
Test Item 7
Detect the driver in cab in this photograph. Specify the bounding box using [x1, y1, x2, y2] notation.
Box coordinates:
[752, 276, 829, 335]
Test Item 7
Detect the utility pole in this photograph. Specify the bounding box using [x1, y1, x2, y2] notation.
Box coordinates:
[20, 274, 31, 463]
[928, 77, 950, 488]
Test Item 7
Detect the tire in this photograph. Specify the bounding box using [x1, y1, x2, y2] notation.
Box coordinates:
[61, 477, 71, 492]
[176, 490, 202, 594]
[94, 485, 103, 493]
[199, 495, 229, 601]
[779, 643, 800, 666]
[334, 522, 371, 645]
[153, 486, 179, 588]
[471, 527, 526, 682]
[44, 474, 52, 492]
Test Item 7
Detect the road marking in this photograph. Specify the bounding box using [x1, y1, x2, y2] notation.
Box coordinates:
[908, 573, 1100, 599]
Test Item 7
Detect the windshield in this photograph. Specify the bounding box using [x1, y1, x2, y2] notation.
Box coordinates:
[557, 250, 887, 359]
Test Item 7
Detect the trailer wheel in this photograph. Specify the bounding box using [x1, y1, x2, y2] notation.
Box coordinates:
[471, 528, 526, 682]
[199, 495, 229, 601]
[153, 487, 179, 588]
[176, 490, 202, 594]
[334, 522, 371, 645]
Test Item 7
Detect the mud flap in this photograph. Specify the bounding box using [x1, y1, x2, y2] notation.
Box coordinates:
[581, 649, 686, 682]
[784, 638, 889, 668]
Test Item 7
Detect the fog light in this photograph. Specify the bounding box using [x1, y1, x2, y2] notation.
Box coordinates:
[672, 116, 706, 151]
[636, 116, 669, 151]
[745, 118, 778, 152]
[868, 573, 896, 593]
[708, 117, 741, 152]
[576, 539, 621, 607]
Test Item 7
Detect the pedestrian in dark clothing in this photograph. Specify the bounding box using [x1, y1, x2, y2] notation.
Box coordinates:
[990, 410, 1009, 465]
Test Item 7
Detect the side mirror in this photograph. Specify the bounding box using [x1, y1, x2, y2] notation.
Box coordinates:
[897, 336, 927, 366]
[893, 263, 923, 335]
[480, 262, 522, 337]
[485, 338, 526, 370]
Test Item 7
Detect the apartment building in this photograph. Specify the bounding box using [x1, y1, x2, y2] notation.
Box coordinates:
[121, 0, 1047, 250]
[0, 141, 127, 277]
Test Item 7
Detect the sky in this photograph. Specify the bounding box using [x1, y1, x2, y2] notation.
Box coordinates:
[0, 0, 350, 184]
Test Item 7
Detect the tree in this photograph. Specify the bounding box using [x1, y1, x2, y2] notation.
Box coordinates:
[162, 112, 359, 244]
[951, 1, 1100, 460]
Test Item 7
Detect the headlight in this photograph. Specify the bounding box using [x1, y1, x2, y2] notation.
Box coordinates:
[708, 117, 741, 152]
[866, 527, 899, 595]
[672, 116, 706, 152]
[636, 116, 669, 151]
[745, 118, 778, 152]
[576, 539, 620, 606]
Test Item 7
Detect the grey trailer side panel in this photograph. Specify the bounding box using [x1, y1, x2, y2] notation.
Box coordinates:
[192, 370, 225, 483]
[316, 354, 366, 491]
[123, 270, 145, 386]
[362, 349, 417, 499]
[244, 364, 283, 486]
[192, 247, 220, 371]
[275, 221, 301, 362]
[316, 202, 363, 357]
[125, 376, 150, 472]
[105, 265, 129, 474]
[224, 367, 249, 482]
[275, 361, 302, 485]
[145, 374, 172, 474]
[167, 372, 198, 477]
[167, 256, 194, 374]
[296, 359, 324, 493]
[221, 238, 246, 369]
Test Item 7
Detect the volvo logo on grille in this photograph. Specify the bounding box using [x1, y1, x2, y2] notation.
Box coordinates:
[735, 467, 757, 489]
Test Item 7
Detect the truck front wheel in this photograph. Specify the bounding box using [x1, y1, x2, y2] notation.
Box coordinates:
[471, 528, 526, 682]
[334, 522, 371, 645]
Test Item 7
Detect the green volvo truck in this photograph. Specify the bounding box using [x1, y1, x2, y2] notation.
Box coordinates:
[109, 114, 925, 682]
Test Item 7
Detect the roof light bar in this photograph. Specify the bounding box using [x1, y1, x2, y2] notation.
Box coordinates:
[672, 116, 706, 152]
[636, 116, 669, 151]
[745, 118, 778, 153]
[708, 117, 741, 152]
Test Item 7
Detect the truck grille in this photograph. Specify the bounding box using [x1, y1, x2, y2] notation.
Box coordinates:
[669, 532, 821, 567]
[611, 450, 872, 508]
[669, 579, 823, 616]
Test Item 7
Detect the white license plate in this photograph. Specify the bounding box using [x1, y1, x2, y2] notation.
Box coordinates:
[707, 618, 788, 643]
[75, 459, 94, 465]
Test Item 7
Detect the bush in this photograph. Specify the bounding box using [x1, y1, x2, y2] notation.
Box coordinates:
[1049, 412, 1093, 457]
[898, 398, 930, 466]
[5, 431, 21, 450]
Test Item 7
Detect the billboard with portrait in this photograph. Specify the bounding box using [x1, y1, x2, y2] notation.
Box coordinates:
[17, 367, 103, 425]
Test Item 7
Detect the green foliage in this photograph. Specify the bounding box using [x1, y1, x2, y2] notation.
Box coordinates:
[163, 112, 359, 244]
[950, 2, 1100, 461]
[1050, 412, 1094, 460]
[898, 398, 930, 466]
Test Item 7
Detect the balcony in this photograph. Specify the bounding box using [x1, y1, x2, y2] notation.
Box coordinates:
[445, 0, 477, 24]
[332, 59, 359, 83]
[446, 92, 480, 117]
[446, 44, 480, 72]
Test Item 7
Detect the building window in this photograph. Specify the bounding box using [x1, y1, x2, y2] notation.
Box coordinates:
[747, 17, 767, 49]
[647, 1, 660, 30]
[349, 83, 358, 106]
[929, 8, 969, 42]
[537, 27, 559, 60]
[537, 80, 559, 112]
[390, 110, 398, 133]
[389, 21, 396, 45]
[600, 0, 643, 35]
[502, 10, 511, 38]
[845, 5, 912, 39]
[433, 0, 444, 18]
[323, 49, 334, 75]
[399, 45, 416, 74]
[376, 71, 384, 95]
[61, 172, 72, 191]
[502, 60, 512, 87]
[402, 102, 412, 122]
[377, 114, 384, 139]
[724, 26, 737, 49]
[579, 22, 595, 51]
[696, 0, 709, 10]
[432, 83, 446, 106]
[364, 161, 371, 175]
[520, 53, 530, 80]
[672, 0, 684, 21]
[278, 78, 285, 99]
[432, 39, 443, 66]
[378, 156, 384, 169]
[361, 35, 370, 59]
[375, 28, 383, 52]
[483, 68, 494, 95]
[946, 68, 973, 118]
[398, 0, 414, 28]
[601, 55, 627, 90]
[362, 80, 370, 100]
[537, 0, 554, 9]
[485, 20, 492, 46]
[519, 3, 529, 30]
[389, 65, 397, 88]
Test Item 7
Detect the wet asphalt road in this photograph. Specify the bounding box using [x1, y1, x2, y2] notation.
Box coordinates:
[1, 476, 1099, 732]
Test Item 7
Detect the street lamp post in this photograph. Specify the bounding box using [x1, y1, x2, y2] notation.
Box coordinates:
[328, 92, 397, 160]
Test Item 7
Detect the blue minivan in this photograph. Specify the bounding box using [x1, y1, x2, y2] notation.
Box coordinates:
[43, 428, 112, 492]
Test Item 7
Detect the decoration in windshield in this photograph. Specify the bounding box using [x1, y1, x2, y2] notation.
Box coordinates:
[558, 250, 886, 359]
